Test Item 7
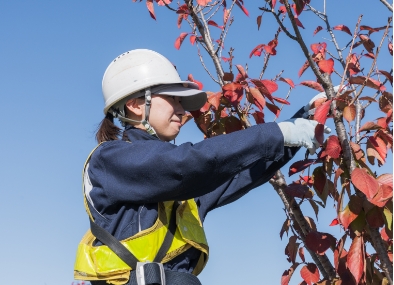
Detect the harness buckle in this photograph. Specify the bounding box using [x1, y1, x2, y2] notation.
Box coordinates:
[136, 261, 166, 285]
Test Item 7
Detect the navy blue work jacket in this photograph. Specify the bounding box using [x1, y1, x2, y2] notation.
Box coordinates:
[86, 122, 299, 274]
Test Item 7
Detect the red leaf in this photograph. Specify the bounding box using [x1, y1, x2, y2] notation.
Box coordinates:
[295, 18, 305, 29]
[358, 96, 378, 102]
[285, 236, 300, 263]
[314, 99, 332, 125]
[146, 0, 156, 20]
[190, 35, 196, 45]
[347, 235, 364, 284]
[305, 231, 335, 255]
[293, 0, 306, 16]
[279, 5, 287, 13]
[370, 184, 393, 207]
[288, 159, 315, 176]
[271, 0, 277, 8]
[235, 0, 249, 16]
[299, 247, 305, 262]
[235, 64, 248, 79]
[175, 32, 189, 50]
[266, 102, 280, 118]
[273, 96, 290, 105]
[248, 87, 265, 112]
[329, 218, 339, 226]
[351, 168, 379, 200]
[321, 135, 341, 158]
[333, 24, 352, 36]
[318, 58, 334, 74]
[264, 39, 278, 55]
[369, 136, 387, 164]
[298, 60, 310, 77]
[207, 92, 221, 110]
[315, 124, 325, 145]
[358, 121, 382, 132]
[313, 26, 323, 36]
[257, 15, 262, 30]
[223, 8, 230, 25]
[359, 34, 375, 53]
[207, 20, 224, 29]
[312, 167, 327, 195]
[300, 81, 324, 92]
[300, 263, 320, 285]
[197, 0, 212, 6]
[285, 182, 313, 199]
[252, 111, 265, 124]
[389, 42, 393, 55]
[188, 74, 203, 90]
[199, 101, 211, 112]
[281, 263, 299, 285]
[376, 173, 393, 188]
[349, 76, 386, 92]
[343, 104, 356, 122]
[311, 42, 327, 55]
[279, 77, 295, 88]
[249, 44, 265, 58]
[222, 83, 244, 107]
[378, 70, 393, 85]
[221, 56, 231, 62]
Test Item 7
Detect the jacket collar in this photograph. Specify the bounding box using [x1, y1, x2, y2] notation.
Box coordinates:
[123, 125, 160, 142]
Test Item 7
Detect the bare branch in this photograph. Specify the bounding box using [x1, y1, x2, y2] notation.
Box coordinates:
[350, 17, 392, 104]
[379, 0, 393, 12]
[261, 7, 297, 40]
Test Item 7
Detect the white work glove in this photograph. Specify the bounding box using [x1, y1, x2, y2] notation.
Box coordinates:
[302, 85, 347, 118]
[278, 118, 331, 154]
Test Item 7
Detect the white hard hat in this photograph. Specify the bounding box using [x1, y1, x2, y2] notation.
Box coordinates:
[102, 49, 207, 114]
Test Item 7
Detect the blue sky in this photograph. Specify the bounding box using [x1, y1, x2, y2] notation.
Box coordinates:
[1, 1, 392, 284]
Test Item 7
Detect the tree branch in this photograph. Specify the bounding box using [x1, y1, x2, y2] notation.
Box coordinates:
[269, 171, 336, 280]
[379, 0, 393, 12]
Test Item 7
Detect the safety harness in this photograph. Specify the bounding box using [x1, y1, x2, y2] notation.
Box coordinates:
[74, 143, 209, 285]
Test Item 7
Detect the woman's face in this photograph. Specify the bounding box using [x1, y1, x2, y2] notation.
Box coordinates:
[148, 95, 185, 141]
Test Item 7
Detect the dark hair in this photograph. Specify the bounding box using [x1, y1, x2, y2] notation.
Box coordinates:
[95, 112, 122, 143]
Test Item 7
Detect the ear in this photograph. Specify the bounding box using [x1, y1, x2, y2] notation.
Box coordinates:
[125, 98, 144, 116]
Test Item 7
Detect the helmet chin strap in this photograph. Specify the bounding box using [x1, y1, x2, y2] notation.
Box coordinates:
[110, 88, 158, 136]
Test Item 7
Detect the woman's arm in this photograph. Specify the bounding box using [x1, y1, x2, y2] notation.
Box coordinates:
[196, 146, 299, 221]
[88, 122, 285, 208]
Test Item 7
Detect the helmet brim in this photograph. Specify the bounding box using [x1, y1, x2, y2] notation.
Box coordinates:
[152, 84, 207, 111]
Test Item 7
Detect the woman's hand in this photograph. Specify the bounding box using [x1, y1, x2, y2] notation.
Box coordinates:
[278, 118, 331, 154]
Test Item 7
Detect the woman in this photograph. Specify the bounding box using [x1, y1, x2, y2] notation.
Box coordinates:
[74, 49, 328, 285]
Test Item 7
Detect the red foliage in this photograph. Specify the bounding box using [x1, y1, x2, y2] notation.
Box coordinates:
[300, 81, 324, 92]
[321, 135, 341, 158]
[351, 168, 379, 200]
[279, 77, 295, 88]
[333, 24, 352, 36]
[347, 235, 364, 284]
[314, 99, 332, 125]
[300, 263, 320, 285]
[288, 159, 315, 176]
[174, 32, 189, 49]
[318, 58, 334, 74]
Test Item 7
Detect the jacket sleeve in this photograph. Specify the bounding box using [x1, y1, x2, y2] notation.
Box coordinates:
[195, 146, 299, 221]
[88, 122, 286, 210]
[195, 107, 304, 220]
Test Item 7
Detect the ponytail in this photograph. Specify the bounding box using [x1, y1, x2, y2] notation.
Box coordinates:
[95, 113, 122, 143]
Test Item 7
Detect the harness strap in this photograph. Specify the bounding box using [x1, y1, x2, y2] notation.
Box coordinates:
[89, 201, 180, 270]
[91, 269, 202, 285]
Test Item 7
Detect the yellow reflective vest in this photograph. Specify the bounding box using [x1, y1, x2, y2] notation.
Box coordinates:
[74, 145, 209, 285]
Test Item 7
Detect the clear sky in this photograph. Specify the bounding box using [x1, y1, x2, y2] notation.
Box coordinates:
[1, 1, 392, 285]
